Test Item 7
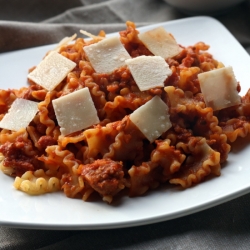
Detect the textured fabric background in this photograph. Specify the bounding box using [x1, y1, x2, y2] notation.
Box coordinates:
[1, 0, 250, 249]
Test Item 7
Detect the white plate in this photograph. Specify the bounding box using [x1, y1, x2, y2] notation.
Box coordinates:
[0, 16, 250, 230]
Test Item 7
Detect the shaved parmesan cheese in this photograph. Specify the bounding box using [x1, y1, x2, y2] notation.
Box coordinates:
[0, 98, 38, 131]
[80, 30, 104, 41]
[52, 87, 99, 136]
[83, 36, 131, 73]
[125, 56, 172, 91]
[54, 33, 77, 51]
[130, 96, 172, 142]
[138, 27, 182, 59]
[198, 66, 241, 111]
[28, 51, 76, 91]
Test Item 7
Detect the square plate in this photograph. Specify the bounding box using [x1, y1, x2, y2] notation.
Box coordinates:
[0, 16, 250, 230]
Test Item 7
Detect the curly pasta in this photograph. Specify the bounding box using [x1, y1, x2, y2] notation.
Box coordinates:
[37, 91, 57, 136]
[129, 139, 186, 196]
[14, 169, 61, 195]
[170, 137, 221, 188]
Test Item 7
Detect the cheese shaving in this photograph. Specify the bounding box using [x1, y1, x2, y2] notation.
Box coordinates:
[28, 51, 76, 91]
[54, 33, 77, 51]
[125, 55, 172, 91]
[198, 66, 241, 111]
[52, 87, 100, 136]
[138, 26, 182, 59]
[80, 30, 104, 41]
[130, 96, 172, 142]
[0, 98, 38, 131]
[83, 36, 131, 74]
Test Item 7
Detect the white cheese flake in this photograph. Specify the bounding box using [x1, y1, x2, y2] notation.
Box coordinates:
[28, 51, 76, 91]
[52, 87, 99, 136]
[80, 30, 104, 41]
[198, 66, 241, 111]
[138, 27, 182, 59]
[83, 36, 131, 73]
[130, 96, 172, 142]
[0, 98, 38, 131]
[125, 55, 172, 91]
[54, 34, 77, 52]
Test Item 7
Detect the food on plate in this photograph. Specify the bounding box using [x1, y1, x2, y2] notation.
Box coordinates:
[138, 26, 182, 59]
[83, 36, 131, 74]
[28, 51, 76, 91]
[0, 21, 248, 203]
[198, 66, 241, 110]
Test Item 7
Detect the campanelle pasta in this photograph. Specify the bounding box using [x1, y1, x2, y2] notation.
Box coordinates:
[0, 21, 248, 203]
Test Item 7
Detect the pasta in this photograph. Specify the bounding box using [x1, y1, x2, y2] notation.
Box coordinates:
[0, 21, 249, 204]
[14, 169, 61, 195]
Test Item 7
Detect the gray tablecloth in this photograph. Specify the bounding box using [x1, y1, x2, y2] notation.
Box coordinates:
[1, 0, 250, 249]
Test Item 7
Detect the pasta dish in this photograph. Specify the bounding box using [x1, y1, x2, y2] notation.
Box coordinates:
[0, 21, 248, 204]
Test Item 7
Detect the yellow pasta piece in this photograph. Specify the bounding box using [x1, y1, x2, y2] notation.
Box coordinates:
[14, 169, 61, 195]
